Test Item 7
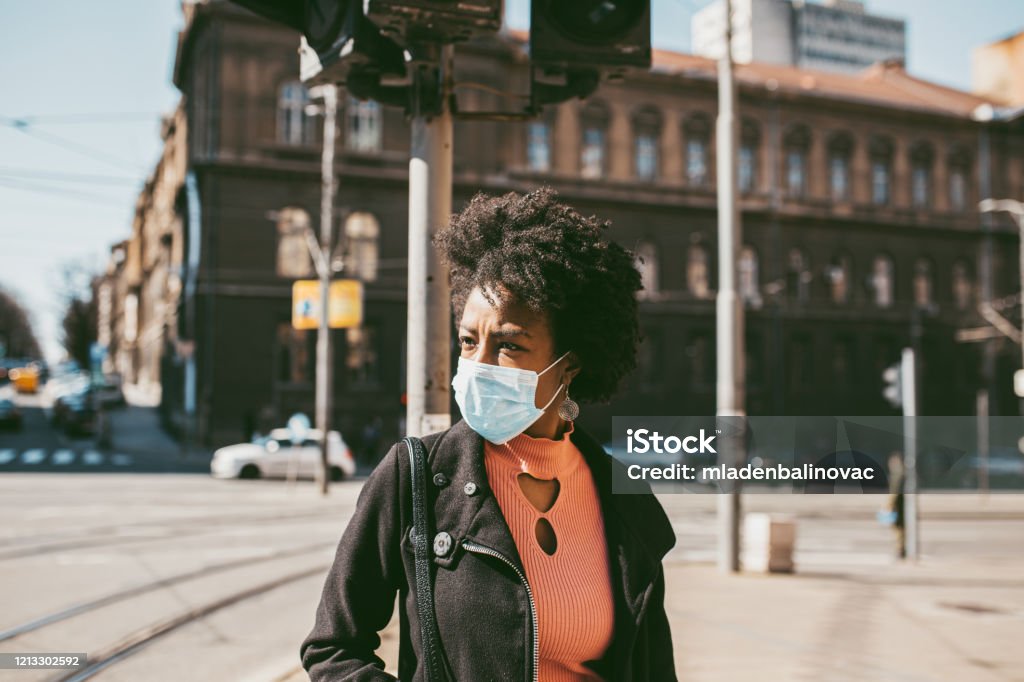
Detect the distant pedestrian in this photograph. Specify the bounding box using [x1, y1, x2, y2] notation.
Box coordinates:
[887, 451, 906, 559]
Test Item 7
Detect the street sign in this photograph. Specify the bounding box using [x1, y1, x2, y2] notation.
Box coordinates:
[292, 279, 364, 330]
[1015, 369, 1024, 398]
[328, 279, 363, 328]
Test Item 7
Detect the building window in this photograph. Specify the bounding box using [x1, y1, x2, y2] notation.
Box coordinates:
[830, 155, 849, 201]
[948, 145, 971, 212]
[346, 96, 381, 152]
[784, 125, 811, 198]
[827, 132, 852, 202]
[527, 121, 551, 172]
[739, 146, 755, 193]
[949, 169, 966, 210]
[634, 240, 659, 300]
[278, 81, 317, 146]
[871, 254, 894, 308]
[739, 246, 760, 306]
[684, 114, 712, 188]
[276, 323, 313, 384]
[870, 137, 893, 206]
[913, 258, 933, 307]
[827, 253, 851, 304]
[580, 101, 610, 179]
[787, 248, 810, 303]
[633, 106, 662, 181]
[739, 119, 760, 194]
[952, 260, 972, 310]
[345, 324, 379, 386]
[687, 242, 710, 299]
[343, 212, 380, 282]
[910, 142, 934, 208]
[275, 207, 315, 279]
[581, 127, 606, 179]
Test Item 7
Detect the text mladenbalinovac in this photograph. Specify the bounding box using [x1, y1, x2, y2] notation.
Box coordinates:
[626, 463, 876, 481]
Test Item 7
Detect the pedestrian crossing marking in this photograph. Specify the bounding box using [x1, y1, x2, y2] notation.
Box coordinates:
[0, 449, 14, 464]
[52, 450, 75, 465]
[20, 449, 45, 465]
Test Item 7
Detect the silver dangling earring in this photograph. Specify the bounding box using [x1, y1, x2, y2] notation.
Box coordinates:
[557, 387, 579, 421]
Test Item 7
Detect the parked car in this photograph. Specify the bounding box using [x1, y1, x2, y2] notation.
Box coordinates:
[210, 428, 356, 481]
[51, 382, 97, 436]
[0, 399, 22, 431]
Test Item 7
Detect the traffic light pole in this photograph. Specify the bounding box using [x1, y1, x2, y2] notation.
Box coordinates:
[900, 347, 919, 560]
[405, 44, 453, 437]
[315, 84, 337, 495]
[716, 0, 744, 574]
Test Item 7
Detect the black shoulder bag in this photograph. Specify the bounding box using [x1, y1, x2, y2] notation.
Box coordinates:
[403, 436, 449, 682]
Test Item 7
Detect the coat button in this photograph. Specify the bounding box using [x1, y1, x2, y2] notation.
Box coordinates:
[432, 472, 449, 488]
[433, 531, 453, 557]
[463, 481, 478, 496]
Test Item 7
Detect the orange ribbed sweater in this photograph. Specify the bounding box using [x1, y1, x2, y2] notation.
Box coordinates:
[483, 423, 615, 682]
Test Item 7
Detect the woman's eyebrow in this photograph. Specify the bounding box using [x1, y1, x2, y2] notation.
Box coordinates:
[492, 327, 531, 339]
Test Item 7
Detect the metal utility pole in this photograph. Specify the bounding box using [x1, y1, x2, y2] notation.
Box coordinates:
[716, 0, 744, 574]
[405, 45, 454, 438]
[315, 84, 338, 495]
[900, 347, 919, 560]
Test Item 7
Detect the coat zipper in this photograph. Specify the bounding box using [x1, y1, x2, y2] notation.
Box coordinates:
[462, 540, 539, 682]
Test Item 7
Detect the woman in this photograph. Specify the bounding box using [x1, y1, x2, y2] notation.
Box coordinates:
[301, 189, 677, 681]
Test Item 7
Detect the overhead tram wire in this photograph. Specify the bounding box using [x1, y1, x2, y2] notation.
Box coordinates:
[0, 116, 147, 173]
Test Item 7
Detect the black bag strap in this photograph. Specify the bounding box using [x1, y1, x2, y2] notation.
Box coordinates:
[403, 436, 448, 682]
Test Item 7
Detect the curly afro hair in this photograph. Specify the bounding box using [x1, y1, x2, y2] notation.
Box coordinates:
[434, 188, 642, 404]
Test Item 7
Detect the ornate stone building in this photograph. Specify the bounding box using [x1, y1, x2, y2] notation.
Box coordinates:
[103, 1, 1023, 448]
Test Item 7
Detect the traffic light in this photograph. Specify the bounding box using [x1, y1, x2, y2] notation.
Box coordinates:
[367, 0, 503, 45]
[882, 363, 902, 409]
[230, 0, 405, 85]
[530, 0, 651, 73]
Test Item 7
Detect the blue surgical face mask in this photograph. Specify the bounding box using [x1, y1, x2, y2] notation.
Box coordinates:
[451, 351, 571, 445]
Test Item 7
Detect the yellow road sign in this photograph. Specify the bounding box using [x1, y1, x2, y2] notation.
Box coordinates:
[292, 279, 363, 330]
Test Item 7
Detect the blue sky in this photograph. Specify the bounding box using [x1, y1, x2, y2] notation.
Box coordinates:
[2, 0, 1023, 362]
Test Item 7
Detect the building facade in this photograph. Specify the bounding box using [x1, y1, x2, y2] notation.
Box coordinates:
[103, 1, 1023, 449]
[693, 0, 906, 75]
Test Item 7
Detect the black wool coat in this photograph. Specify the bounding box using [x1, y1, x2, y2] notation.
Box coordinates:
[300, 419, 678, 682]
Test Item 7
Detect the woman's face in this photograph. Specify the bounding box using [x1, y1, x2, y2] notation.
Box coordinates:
[457, 286, 577, 412]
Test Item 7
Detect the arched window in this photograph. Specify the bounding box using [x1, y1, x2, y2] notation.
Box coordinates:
[828, 252, 852, 304]
[278, 81, 317, 146]
[948, 145, 971, 211]
[633, 106, 662, 181]
[871, 254, 895, 308]
[952, 259, 973, 310]
[634, 240, 659, 300]
[784, 125, 811, 198]
[343, 212, 380, 282]
[739, 119, 760, 194]
[870, 136, 894, 206]
[739, 245, 760, 306]
[827, 132, 853, 202]
[913, 258, 934, 307]
[684, 113, 712, 188]
[275, 207, 314, 278]
[687, 241, 710, 298]
[910, 141, 934, 208]
[580, 100, 610, 179]
[346, 96, 381, 152]
[786, 248, 810, 302]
